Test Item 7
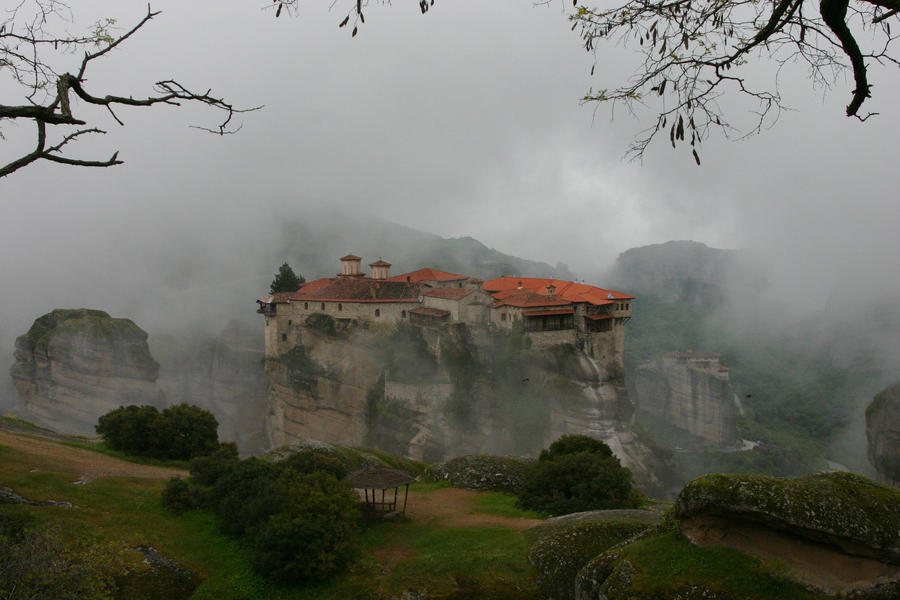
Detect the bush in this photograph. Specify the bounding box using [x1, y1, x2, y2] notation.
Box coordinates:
[212, 458, 284, 536]
[518, 435, 639, 516]
[277, 449, 347, 480]
[161, 477, 207, 514]
[189, 442, 239, 486]
[251, 472, 359, 583]
[305, 313, 336, 335]
[95, 403, 219, 460]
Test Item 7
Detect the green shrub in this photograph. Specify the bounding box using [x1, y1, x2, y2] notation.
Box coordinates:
[251, 472, 359, 583]
[277, 449, 347, 479]
[518, 435, 639, 515]
[95, 403, 219, 460]
[212, 458, 284, 536]
[161, 476, 207, 514]
[189, 442, 240, 486]
[305, 313, 336, 335]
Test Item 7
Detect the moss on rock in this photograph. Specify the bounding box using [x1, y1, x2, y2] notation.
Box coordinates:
[526, 511, 656, 599]
[675, 472, 900, 563]
[425, 454, 535, 493]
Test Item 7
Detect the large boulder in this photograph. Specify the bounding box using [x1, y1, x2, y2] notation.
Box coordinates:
[526, 510, 658, 600]
[10, 309, 164, 435]
[867, 381, 900, 485]
[674, 472, 900, 597]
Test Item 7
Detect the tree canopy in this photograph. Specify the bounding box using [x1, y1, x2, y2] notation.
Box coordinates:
[270, 262, 305, 294]
[0, 2, 255, 178]
[275, 0, 900, 161]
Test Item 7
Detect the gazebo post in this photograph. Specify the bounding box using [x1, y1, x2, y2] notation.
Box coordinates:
[402, 483, 409, 514]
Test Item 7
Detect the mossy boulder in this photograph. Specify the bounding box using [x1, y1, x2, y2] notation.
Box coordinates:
[266, 440, 426, 477]
[526, 510, 658, 599]
[675, 472, 900, 563]
[425, 454, 535, 493]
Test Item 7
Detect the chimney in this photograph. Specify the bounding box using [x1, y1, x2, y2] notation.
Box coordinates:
[339, 254, 363, 277]
[369, 259, 391, 280]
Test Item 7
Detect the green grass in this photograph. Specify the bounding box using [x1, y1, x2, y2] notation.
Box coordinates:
[0, 436, 537, 600]
[619, 532, 829, 599]
[472, 492, 545, 519]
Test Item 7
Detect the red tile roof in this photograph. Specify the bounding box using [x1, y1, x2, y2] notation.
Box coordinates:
[369, 259, 392, 267]
[340, 254, 362, 261]
[490, 289, 572, 308]
[388, 268, 468, 283]
[483, 277, 634, 305]
[290, 278, 421, 303]
[422, 287, 474, 300]
[257, 291, 295, 304]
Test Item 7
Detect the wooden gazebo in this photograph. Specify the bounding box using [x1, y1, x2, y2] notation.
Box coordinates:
[342, 466, 415, 516]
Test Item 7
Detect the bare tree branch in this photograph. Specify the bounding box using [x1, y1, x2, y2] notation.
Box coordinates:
[0, 2, 259, 179]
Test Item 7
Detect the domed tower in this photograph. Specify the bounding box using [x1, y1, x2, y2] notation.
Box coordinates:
[339, 254, 363, 277]
[369, 259, 391, 280]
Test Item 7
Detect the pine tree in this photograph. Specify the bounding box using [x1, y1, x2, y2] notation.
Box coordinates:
[270, 263, 305, 294]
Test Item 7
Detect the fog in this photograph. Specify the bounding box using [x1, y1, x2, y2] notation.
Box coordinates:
[3, 0, 900, 420]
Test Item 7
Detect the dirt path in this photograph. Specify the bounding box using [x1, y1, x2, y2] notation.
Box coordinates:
[404, 487, 541, 530]
[0, 430, 187, 482]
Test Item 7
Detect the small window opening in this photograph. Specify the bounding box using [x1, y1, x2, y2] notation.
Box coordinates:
[375, 309, 381, 317]
[321, 303, 325, 310]
[281, 334, 287, 341]
[338, 304, 343, 311]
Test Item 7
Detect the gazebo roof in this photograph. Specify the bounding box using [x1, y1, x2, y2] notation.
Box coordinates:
[343, 466, 415, 489]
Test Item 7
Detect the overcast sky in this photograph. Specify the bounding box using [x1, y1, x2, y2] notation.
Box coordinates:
[2, 0, 899, 341]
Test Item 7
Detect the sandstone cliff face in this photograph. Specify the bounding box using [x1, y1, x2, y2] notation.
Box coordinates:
[10, 309, 164, 435]
[633, 355, 737, 448]
[153, 319, 269, 453]
[867, 380, 900, 485]
[264, 321, 678, 497]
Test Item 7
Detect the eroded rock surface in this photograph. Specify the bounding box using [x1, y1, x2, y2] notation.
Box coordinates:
[867, 380, 900, 486]
[10, 309, 164, 435]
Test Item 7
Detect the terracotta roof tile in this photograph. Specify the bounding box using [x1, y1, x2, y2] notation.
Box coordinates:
[483, 276, 634, 305]
[369, 259, 392, 267]
[388, 268, 468, 283]
[291, 278, 421, 303]
[491, 289, 571, 308]
[341, 254, 362, 261]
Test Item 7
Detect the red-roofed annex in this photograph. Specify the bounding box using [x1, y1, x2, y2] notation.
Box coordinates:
[258, 255, 633, 361]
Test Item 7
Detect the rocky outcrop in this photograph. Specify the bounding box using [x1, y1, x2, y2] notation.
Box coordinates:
[426, 454, 535, 493]
[10, 309, 164, 435]
[575, 472, 900, 599]
[153, 319, 269, 453]
[264, 322, 677, 498]
[634, 352, 737, 448]
[867, 381, 900, 485]
[527, 510, 658, 600]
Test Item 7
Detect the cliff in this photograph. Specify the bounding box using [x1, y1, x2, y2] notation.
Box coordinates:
[9, 309, 164, 435]
[264, 320, 678, 498]
[867, 381, 900, 485]
[153, 319, 269, 453]
[633, 352, 738, 448]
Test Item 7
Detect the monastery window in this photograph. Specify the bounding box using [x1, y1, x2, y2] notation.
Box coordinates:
[304, 302, 308, 310]
[402, 311, 407, 319]
[321, 303, 325, 310]
[338, 304, 343, 311]
[288, 320, 292, 325]
[281, 334, 287, 341]
[501, 313, 507, 322]
[458, 283, 463, 288]
[375, 309, 381, 317]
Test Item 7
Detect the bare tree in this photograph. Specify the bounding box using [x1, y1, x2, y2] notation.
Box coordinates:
[274, 0, 899, 162]
[0, 2, 257, 178]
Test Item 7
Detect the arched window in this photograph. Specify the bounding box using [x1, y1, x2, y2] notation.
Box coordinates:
[321, 303, 325, 310]
[338, 303, 343, 311]
[375, 309, 381, 317]
[304, 302, 308, 310]
[401, 311, 407, 319]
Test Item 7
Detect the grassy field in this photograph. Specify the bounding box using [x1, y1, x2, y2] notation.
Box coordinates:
[0, 438, 538, 600]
